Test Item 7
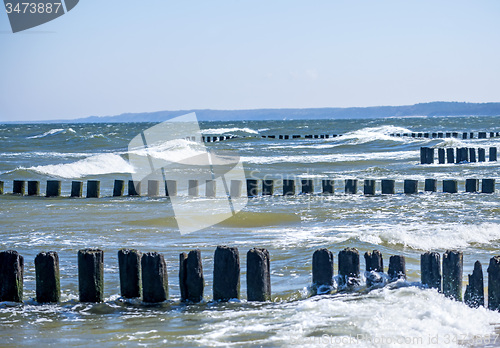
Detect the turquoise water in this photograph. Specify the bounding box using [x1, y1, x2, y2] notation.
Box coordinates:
[1, 116, 500, 347]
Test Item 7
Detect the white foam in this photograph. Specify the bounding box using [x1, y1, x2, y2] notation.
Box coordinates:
[128, 138, 206, 164]
[202, 127, 258, 134]
[27, 128, 69, 139]
[340, 125, 415, 144]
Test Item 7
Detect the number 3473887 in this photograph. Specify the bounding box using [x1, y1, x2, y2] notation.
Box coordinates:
[5, 2, 62, 14]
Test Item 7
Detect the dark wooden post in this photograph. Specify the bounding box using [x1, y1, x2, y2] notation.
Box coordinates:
[381, 179, 395, 194]
[46, 180, 61, 197]
[404, 179, 418, 194]
[364, 250, 383, 287]
[118, 249, 142, 299]
[28, 181, 40, 196]
[141, 252, 168, 303]
[482, 179, 495, 194]
[446, 148, 454, 164]
[113, 180, 125, 197]
[490, 147, 498, 161]
[322, 179, 334, 195]
[464, 261, 484, 308]
[438, 148, 445, 164]
[312, 248, 334, 292]
[442, 250, 463, 301]
[424, 179, 437, 192]
[282, 179, 295, 196]
[247, 248, 271, 301]
[13, 180, 25, 195]
[262, 180, 274, 196]
[213, 246, 240, 301]
[86, 180, 100, 198]
[345, 179, 357, 194]
[442, 179, 458, 193]
[388, 255, 406, 281]
[421, 252, 441, 290]
[364, 179, 376, 195]
[469, 148, 477, 162]
[0, 250, 24, 302]
[338, 248, 360, 286]
[78, 249, 104, 302]
[71, 181, 83, 197]
[35, 251, 60, 303]
[465, 179, 479, 193]
[478, 148, 486, 162]
[301, 179, 314, 194]
[179, 249, 204, 303]
[128, 180, 141, 196]
[488, 256, 500, 311]
[246, 179, 259, 197]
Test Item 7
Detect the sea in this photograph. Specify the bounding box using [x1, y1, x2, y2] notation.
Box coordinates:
[1, 115, 500, 347]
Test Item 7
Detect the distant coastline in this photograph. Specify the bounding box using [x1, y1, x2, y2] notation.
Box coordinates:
[3, 101, 500, 124]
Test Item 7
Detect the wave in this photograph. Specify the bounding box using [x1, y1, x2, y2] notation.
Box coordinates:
[27, 153, 134, 178]
[27, 128, 76, 139]
[202, 127, 258, 134]
[0, 151, 90, 158]
[128, 138, 207, 164]
[340, 125, 415, 144]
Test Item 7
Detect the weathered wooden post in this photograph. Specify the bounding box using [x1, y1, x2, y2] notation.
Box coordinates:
[205, 180, 216, 198]
[424, 178, 437, 192]
[421, 252, 441, 290]
[465, 179, 479, 193]
[404, 179, 418, 194]
[13, 180, 25, 195]
[464, 261, 484, 308]
[213, 246, 240, 301]
[247, 248, 271, 301]
[147, 180, 159, 197]
[438, 148, 445, 164]
[246, 179, 259, 197]
[188, 180, 199, 196]
[488, 256, 500, 311]
[446, 148, 455, 164]
[442, 250, 463, 301]
[301, 179, 313, 194]
[490, 147, 497, 161]
[364, 250, 383, 287]
[345, 179, 357, 194]
[388, 255, 406, 281]
[35, 251, 60, 303]
[478, 148, 486, 162]
[363, 179, 376, 195]
[0, 181, 3, 194]
[322, 179, 334, 195]
[113, 180, 125, 197]
[378, 179, 393, 194]
[165, 180, 177, 197]
[462, 132, 468, 139]
[442, 179, 458, 193]
[338, 248, 360, 286]
[179, 249, 204, 303]
[28, 181, 39, 196]
[312, 248, 334, 292]
[46, 180, 61, 197]
[282, 179, 295, 196]
[86, 180, 100, 198]
[469, 148, 477, 163]
[141, 252, 168, 303]
[262, 179, 274, 196]
[420, 147, 427, 164]
[78, 249, 104, 302]
[71, 181, 83, 197]
[118, 249, 142, 299]
[128, 180, 141, 196]
[482, 179, 495, 194]
[230, 180, 242, 198]
[479, 132, 487, 139]
[0, 250, 24, 302]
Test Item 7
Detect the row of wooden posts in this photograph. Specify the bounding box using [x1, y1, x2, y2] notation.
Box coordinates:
[391, 131, 499, 139]
[420, 147, 498, 164]
[1, 247, 500, 311]
[260, 134, 342, 139]
[0, 177, 496, 198]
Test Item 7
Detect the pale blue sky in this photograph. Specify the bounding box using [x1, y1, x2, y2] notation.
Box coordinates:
[1, 0, 499, 121]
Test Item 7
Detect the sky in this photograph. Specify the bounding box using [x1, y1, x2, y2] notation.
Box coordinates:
[1, 0, 499, 121]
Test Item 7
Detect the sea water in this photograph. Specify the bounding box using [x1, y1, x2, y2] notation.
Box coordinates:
[1, 116, 500, 347]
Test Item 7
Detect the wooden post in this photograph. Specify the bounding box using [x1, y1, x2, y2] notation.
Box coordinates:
[388, 255, 406, 281]
[28, 181, 40, 196]
[479, 132, 487, 139]
[188, 180, 199, 196]
[338, 248, 360, 286]
[113, 180, 125, 197]
[141, 252, 168, 303]
[0, 181, 3, 194]
[213, 246, 240, 301]
[345, 179, 357, 194]
[0, 250, 24, 302]
[301, 179, 313, 194]
[421, 252, 441, 290]
[71, 181, 83, 197]
[322, 179, 334, 195]
[465, 179, 479, 193]
[482, 179, 495, 194]
[13, 180, 25, 195]
[424, 178, 437, 192]
[230, 180, 242, 198]
[165, 180, 177, 197]
[488, 256, 500, 311]
[128, 180, 141, 196]
[490, 147, 497, 161]
[262, 179, 274, 196]
[35, 251, 60, 303]
[179, 249, 204, 303]
[247, 248, 271, 301]
[404, 179, 418, 194]
[148, 180, 160, 197]
[469, 148, 477, 163]
[282, 179, 295, 196]
[438, 148, 445, 164]
[118, 249, 142, 299]
[446, 148, 454, 164]
[312, 248, 334, 291]
[442, 180, 458, 193]
[464, 261, 484, 308]
[46, 180, 61, 197]
[363, 179, 376, 195]
[246, 179, 259, 197]
[78, 249, 104, 302]
[381, 179, 395, 194]
[205, 180, 216, 198]
[364, 250, 383, 287]
[442, 250, 463, 301]
[86, 180, 100, 198]
[478, 148, 486, 162]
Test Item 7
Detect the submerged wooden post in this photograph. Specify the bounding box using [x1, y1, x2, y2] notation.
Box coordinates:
[86, 180, 100, 198]
[128, 180, 141, 196]
[0, 181, 3, 194]
[165, 180, 177, 197]
[388, 255, 406, 281]
[28, 181, 40, 196]
[230, 180, 242, 198]
[338, 248, 360, 286]
[113, 180, 125, 197]
[282, 179, 295, 196]
[13, 180, 25, 195]
[364, 250, 383, 287]
[179, 249, 204, 303]
[490, 147, 498, 161]
[262, 179, 274, 196]
[247, 248, 271, 301]
[442, 250, 463, 301]
[71, 181, 83, 197]
[446, 148, 454, 164]
[118, 249, 142, 299]
[148, 180, 160, 197]
[141, 252, 168, 303]
[345, 179, 357, 194]
[404, 179, 418, 194]
[0, 250, 24, 302]
[421, 252, 441, 290]
[438, 148, 445, 164]
[188, 180, 199, 196]
[301, 179, 313, 194]
[381, 179, 395, 194]
[478, 148, 486, 162]
[465, 179, 479, 193]
[213, 246, 240, 301]
[464, 261, 484, 308]
[469, 148, 477, 162]
[312, 248, 334, 291]
[46, 180, 61, 197]
[78, 249, 104, 302]
[246, 179, 259, 197]
[442, 179, 458, 193]
[322, 179, 334, 194]
[205, 180, 216, 198]
[488, 256, 500, 311]
[363, 179, 376, 195]
[35, 251, 60, 303]
[482, 179, 495, 194]
[424, 178, 437, 192]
